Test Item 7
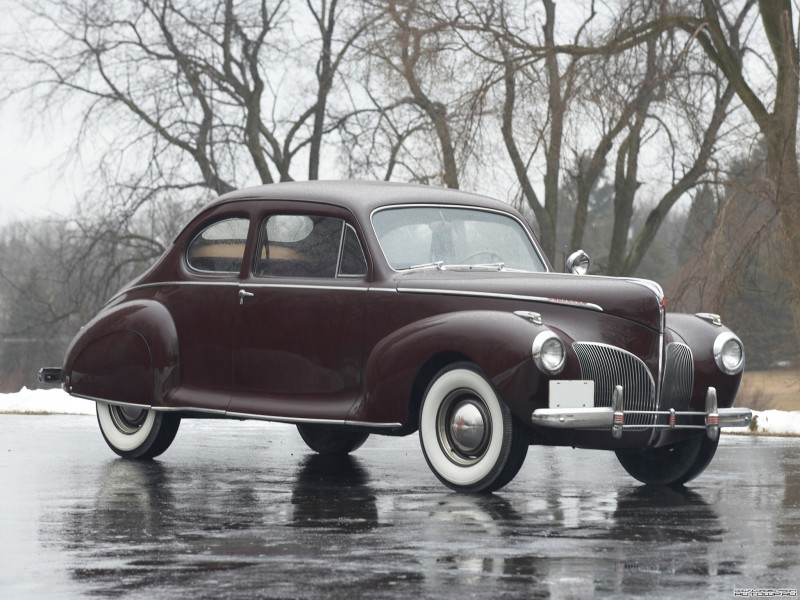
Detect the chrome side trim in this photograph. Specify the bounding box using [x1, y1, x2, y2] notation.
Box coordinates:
[71, 392, 402, 428]
[397, 287, 603, 311]
[128, 281, 240, 293]
[126, 281, 369, 294]
[71, 393, 151, 410]
[240, 283, 369, 292]
[345, 419, 404, 428]
[151, 406, 227, 415]
[224, 411, 402, 428]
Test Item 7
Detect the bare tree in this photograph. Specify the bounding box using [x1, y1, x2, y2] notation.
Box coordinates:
[443, 0, 734, 273]
[560, 0, 800, 318]
[346, 0, 491, 188]
[484, 0, 586, 260]
[679, 0, 800, 334]
[0, 201, 181, 390]
[4, 0, 367, 199]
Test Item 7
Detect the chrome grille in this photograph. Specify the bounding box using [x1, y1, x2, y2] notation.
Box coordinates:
[659, 343, 693, 412]
[573, 342, 656, 427]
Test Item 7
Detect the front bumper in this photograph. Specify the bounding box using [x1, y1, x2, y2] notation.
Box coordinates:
[532, 386, 751, 441]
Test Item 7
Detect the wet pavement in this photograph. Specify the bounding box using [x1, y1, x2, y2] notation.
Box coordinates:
[1, 414, 798, 599]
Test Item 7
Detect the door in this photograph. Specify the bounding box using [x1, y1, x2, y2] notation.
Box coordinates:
[229, 212, 369, 421]
[164, 216, 250, 410]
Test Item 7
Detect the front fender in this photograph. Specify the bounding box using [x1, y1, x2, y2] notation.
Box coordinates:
[355, 310, 547, 427]
[64, 299, 179, 406]
[666, 313, 743, 409]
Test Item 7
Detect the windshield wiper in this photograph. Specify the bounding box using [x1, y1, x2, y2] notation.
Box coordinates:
[403, 261, 532, 273]
[446, 262, 505, 271]
[405, 260, 445, 271]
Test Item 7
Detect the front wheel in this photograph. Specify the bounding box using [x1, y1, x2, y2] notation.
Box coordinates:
[96, 402, 181, 459]
[419, 363, 528, 493]
[296, 424, 370, 456]
[615, 435, 719, 487]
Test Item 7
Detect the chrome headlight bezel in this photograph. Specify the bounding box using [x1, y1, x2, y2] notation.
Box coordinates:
[713, 332, 745, 375]
[532, 331, 566, 375]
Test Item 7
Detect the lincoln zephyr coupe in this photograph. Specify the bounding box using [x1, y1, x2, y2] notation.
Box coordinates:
[39, 181, 752, 492]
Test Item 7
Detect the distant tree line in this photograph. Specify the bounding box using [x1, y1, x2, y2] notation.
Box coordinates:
[1, 0, 798, 390]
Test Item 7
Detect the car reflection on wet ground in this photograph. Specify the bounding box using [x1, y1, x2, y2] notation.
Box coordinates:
[1, 415, 798, 599]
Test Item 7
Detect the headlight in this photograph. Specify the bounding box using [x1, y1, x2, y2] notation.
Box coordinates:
[532, 331, 566, 375]
[713, 332, 745, 375]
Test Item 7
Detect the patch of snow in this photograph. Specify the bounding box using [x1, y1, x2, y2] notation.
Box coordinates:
[727, 409, 800, 437]
[1, 389, 799, 437]
[0, 387, 94, 415]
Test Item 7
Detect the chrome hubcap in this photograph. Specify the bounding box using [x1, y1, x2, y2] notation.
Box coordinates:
[449, 401, 486, 454]
[437, 390, 492, 466]
[109, 405, 148, 435]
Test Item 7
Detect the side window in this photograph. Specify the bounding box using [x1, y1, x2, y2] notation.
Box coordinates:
[255, 215, 343, 278]
[338, 225, 367, 277]
[186, 218, 249, 274]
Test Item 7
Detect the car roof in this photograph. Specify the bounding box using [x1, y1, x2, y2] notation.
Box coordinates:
[208, 180, 516, 221]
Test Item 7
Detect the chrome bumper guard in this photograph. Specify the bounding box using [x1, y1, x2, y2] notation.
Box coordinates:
[531, 386, 752, 440]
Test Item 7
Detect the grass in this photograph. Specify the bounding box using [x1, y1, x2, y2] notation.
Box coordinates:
[736, 368, 800, 411]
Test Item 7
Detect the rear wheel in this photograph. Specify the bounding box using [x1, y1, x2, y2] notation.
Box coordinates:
[419, 362, 528, 493]
[96, 402, 180, 459]
[296, 424, 370, 456]
[615, 435, 719, 487]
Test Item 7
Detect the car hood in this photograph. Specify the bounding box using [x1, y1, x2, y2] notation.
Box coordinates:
[394, 270, 664, 331]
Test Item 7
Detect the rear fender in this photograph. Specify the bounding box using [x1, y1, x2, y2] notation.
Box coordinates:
[356, 311, 547, 427]
[64, 300, 179, 407]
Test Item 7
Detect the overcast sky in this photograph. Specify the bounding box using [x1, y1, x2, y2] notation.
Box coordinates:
[0, 2, 83, 227]
[0, 97, 84, 226]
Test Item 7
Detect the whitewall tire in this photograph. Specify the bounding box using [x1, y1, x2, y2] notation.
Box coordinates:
[419, 363, 528, 493]
[96, 402, 181, 459]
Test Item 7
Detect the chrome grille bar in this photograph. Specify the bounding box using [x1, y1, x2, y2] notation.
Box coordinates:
[573, 342, 656, 427]
[660, 343, 693, 413]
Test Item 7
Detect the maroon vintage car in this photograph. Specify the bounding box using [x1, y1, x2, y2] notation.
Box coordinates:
[39, 181, 751, 492]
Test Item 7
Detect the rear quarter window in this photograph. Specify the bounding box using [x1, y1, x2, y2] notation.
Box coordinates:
[186, 217, 250, 274]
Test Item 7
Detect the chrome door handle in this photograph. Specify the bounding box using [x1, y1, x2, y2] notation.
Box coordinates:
[238, 289, 255, 305]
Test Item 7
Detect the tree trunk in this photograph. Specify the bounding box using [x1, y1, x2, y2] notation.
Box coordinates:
[765, 120, 800, 338]
[542, 0, 562, 261]
[309, 0, 338, 180]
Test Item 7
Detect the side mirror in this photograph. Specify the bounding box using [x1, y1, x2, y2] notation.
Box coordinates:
[566, 249, 590, 275]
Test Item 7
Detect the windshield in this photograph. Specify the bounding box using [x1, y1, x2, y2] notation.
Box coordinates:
[372, 206, 546, 272]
